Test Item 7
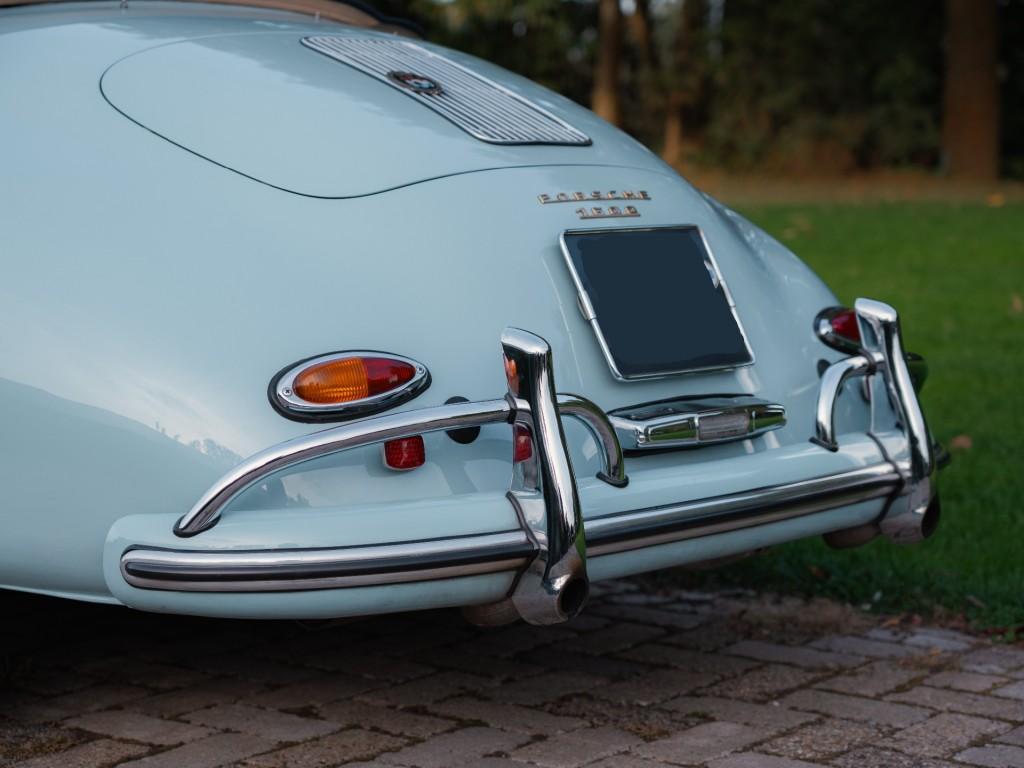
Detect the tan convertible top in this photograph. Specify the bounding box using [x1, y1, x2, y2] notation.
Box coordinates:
[0, 0, 421, 35]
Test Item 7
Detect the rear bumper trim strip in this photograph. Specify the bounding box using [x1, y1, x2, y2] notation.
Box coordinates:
[122, 531, 535, 593]
[121, 463, 899, 593]
[586, 462, 899, 556]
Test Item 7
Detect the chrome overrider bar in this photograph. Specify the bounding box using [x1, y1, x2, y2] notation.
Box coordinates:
[503, 329, 589, 623]
[169, 328, 625, 624]
[812, 298, 938, 544]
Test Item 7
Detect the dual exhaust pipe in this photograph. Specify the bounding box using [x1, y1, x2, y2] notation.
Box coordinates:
[825, 495, 941, 550]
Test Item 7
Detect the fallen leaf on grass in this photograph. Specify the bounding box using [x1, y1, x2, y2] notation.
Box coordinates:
[1012, 294, 1023, 315]
[950, 434, 973, 451]
[807, 565, 829, 581]
[986, 192, 1006, 207]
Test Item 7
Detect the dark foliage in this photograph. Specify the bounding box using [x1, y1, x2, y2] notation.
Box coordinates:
[372, 0, 1021, 177]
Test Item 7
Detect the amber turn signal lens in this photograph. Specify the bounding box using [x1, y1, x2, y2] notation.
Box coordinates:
[293, 357, 416, 405]
[504, 356, 519, 396]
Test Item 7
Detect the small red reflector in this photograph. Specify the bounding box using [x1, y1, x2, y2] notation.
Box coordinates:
[513, 424, 533, 463]
[830, 309, 861, 343]
[383, 436, 425, 471]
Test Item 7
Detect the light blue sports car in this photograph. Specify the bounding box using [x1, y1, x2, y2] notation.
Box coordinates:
[0, 0, 945, 625]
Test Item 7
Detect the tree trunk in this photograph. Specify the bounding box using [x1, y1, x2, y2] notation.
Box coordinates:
[942, 0, 1000, 179]
[630, 0, 654, 71]
[662, 0, 703, 167]
[662, 91, 686, 167]
[591, 0, 621, 125]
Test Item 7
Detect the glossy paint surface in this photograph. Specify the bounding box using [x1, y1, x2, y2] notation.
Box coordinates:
[100, 31, 662, 197]
[1, 2, 880, 613]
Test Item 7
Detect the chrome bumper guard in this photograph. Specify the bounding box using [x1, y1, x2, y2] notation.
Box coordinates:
[163, 328, 623, 625]
[812, 298, 939, 544]
[122, 299, 935, 623]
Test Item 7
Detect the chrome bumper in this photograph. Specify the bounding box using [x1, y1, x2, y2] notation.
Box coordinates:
[122, 299, 936, 624]
[123, 462, 899, 592]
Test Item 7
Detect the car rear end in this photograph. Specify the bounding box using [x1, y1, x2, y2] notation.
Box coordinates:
[0, 2, 940, 623]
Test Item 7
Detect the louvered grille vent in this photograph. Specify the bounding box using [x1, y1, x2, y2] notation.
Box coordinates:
[301, 36, 591, 146]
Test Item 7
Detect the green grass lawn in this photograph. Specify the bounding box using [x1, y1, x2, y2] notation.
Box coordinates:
[686, 202, 1024, 632]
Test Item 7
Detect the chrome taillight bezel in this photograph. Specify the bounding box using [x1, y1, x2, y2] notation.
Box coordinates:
[269, 351, 431, 423]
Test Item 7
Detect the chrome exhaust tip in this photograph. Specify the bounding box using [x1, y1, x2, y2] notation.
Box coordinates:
[462, 575, 589, 627]
[510, 560, 589, 626]
[881, 493, 941, 546]
[558, 577, 589, 619]
[827, 496, 940, 550]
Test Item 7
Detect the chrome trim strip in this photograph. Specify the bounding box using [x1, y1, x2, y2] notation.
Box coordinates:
[557, 393, 628, 486]
[125, 463, 899, 593]
[812, 354, 876, 451]
[558, 225, 756, 381]
[174, 398, 513, 537]
[122, 531, 534, 593]
[609, 397, 786, 450]
[586, 463, 900, 556]
[271, 351, 430, 421]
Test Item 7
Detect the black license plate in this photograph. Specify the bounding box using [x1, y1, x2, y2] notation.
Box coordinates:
[560, 226, 753, 380]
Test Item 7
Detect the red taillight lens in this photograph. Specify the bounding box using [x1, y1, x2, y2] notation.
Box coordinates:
[513, 424, 533, 463]
[815, 307, 862, 354]
[829, 309, 861, 343]
[293, 357, 416, 405]
[383, 436, 425, 471]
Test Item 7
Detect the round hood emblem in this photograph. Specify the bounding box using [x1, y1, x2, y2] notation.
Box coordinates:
[387, 70, 444, 96]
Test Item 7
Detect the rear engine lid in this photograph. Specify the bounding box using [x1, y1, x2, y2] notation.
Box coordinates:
[100, 31, 661, 198]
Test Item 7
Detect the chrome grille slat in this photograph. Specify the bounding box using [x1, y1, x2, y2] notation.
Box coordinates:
[323, 39, 544, 138]
[301, 36, 591, 146]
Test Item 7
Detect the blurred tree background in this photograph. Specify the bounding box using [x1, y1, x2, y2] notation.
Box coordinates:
[377, 0, 1023, 180]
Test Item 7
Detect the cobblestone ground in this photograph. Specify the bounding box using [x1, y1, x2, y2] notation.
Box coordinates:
[3, 580, 1024, 768]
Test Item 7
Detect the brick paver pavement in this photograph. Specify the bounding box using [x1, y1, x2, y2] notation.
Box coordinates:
[2, 580, 1023, 768]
